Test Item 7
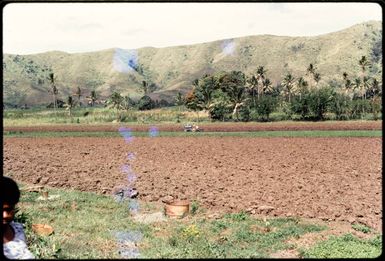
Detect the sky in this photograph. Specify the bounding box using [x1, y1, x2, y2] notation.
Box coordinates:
[3, 2, 382, 55]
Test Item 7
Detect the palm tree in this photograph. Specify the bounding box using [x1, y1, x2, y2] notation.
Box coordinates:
[90, 90, 97, 107]
[106, 91, 124, 121]
[262, 78, 273, 95]
[246, 75, 258, 107]
[48, 72, 58, 115]
[281, 73, 296, 103]
[342, 72, 354, 98]
[142, 80, 148, 95]
[307, 63, 316, 75]
[362, 76, 372, 100]
[342, 72, 348, 81]
[256, 66, 267, 100]
[365, 78, 379, 99]
[352, 78, 362, 98]
[174, 92, 184, 121]
[306, 63, 316, 89]
[75, 87, 82, 107]
[359, 56, 370, 77]
[64, 96, 74, 117]
[314, 73, 321, 88]
[296, 77, 308, 100]
[358, 56, 371, 99]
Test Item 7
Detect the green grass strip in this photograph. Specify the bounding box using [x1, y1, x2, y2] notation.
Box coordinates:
[9, 181, 382, 259]
[299, 233, 382, 258]
[3, 130, 382, 138]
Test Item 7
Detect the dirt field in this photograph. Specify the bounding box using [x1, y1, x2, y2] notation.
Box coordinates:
[4, 124, 382, 232]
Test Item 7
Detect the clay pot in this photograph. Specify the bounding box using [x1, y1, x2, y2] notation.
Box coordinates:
[164, 200, 190, 219]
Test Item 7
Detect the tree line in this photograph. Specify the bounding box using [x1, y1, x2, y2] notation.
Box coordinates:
[181, 56, 382, 121]
[41, 55, 381, 122]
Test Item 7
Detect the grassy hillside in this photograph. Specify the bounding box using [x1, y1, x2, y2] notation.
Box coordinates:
[3, 20, 382, 107]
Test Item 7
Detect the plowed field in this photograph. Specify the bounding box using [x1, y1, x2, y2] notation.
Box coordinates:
[3, 122, 382, 231]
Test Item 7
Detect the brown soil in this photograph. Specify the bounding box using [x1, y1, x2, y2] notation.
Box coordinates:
[3, 126, 382, 232]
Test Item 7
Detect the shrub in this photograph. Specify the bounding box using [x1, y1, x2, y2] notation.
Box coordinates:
[137, 95, 155, 110]
[308, 87, 333, 120]
[290, 94, 310, 120]
[190, 200, 199, 215]
[370, 96, 382, 120]
[238, 104, 251, 122]
[351, 99, 371, 119]
[329, 92, 351, 120]
[209, 91, 232, 121]
[255, 95, 278, 121]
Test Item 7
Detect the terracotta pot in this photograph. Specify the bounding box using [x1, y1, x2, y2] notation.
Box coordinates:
[164, 200, 190, 219]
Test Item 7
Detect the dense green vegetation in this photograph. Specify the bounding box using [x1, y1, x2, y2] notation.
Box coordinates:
[12, 183, 381, 258]
[183, 56, 381, 122]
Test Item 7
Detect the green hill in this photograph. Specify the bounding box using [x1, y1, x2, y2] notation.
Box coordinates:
[3, 20, 382, 107]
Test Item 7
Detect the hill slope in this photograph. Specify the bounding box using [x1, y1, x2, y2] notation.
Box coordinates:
[3, 20, 382, 107]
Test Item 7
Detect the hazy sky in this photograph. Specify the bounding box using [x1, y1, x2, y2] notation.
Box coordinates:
[3, 2, 382, 55]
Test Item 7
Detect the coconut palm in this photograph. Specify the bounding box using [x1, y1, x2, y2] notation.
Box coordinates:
[352, 78, 362, 98]
[359, 56, 370, 76]
[366, 78, 380, 99]
[307, 63, 316, 75]
[174, 92, 185, 120]
[296, 77, 309, 100]
[342, 72, 354, 97]
[256, 66, 267, 100]
[48, 72, 58, 115]
[262, 78, 273, 95]
[106, 91, 124, 121]
[314, 73, 321, 88]
[306, 63, 316, 89]
[75, 86, 82, 107]
[358, 56, 371, 99]
[142, 80, 148, 95]
[64, 96, 74, 117]
[246, 75, 258, 107]
[281, 73, 296, 103]
[342, 72, 348, 81]
[90, 90, 97, 107]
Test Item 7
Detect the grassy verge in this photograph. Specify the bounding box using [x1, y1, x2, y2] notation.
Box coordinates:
[299, 233, 382, 258]
[3, 107, 205, 125]
[12, 183, 382, 259]
[3, 107, 381, 126]
[3, 130, 382, 138]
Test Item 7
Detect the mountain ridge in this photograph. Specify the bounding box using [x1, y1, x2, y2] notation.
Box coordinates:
[3, 20, 382, 106]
